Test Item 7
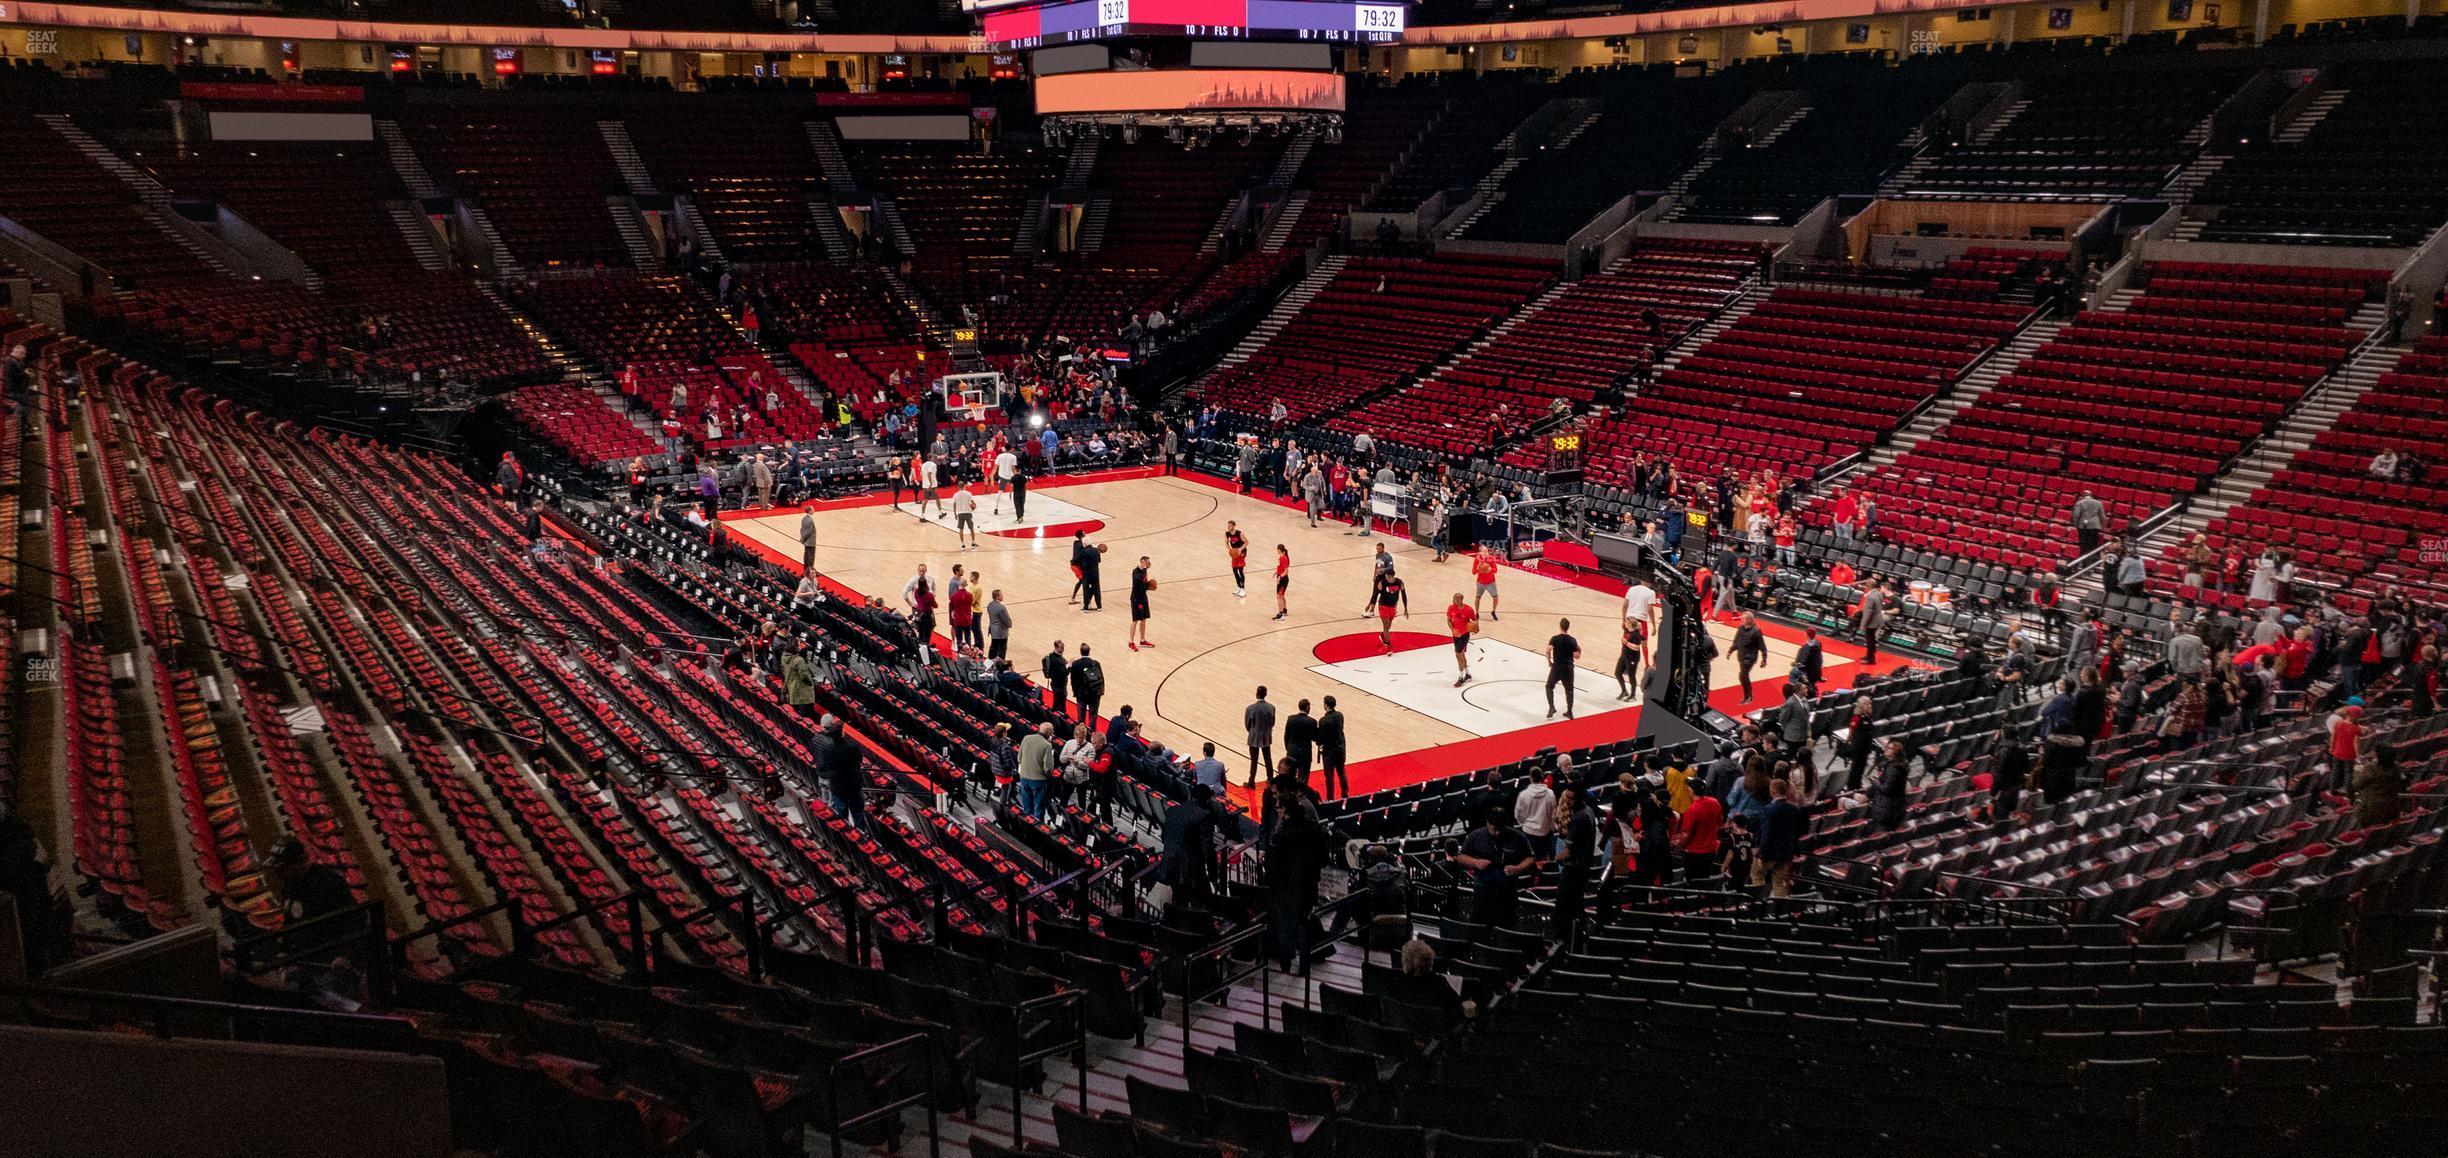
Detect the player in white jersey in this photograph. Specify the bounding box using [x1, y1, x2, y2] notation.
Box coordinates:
[994, 447, 1018, 514]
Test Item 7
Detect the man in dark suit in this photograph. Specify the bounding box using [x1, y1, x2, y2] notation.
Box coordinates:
[819, 715, 868, 831]
[1316, 695, 1348, 799]
[1071, 532, 1103, 611]
[1041, 640, 1069, 719]
[1160, 785, 1220, 905]
[1730, 612, 1769, 703]
[1283, 699, 1319, 786]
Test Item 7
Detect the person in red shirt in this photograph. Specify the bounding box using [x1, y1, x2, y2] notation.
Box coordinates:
[2330, 701, 2363, 793]
[1374, 573, 1408, 653]
[948, 582, 976, 650]
[1832, 491, 1861, 541]
[1273, 544, 1291, 621]
[2280, 627, 2316, 691]
[1446, 592, 1479, 688]
[1772, 514, 1797, 567]
[1675, 792, 1723, 880]
[1472, 546, 1502, 621]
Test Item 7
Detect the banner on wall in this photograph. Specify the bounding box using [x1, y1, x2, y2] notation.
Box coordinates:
[179, 81, 365, 103]
[833, 113, 972, 140]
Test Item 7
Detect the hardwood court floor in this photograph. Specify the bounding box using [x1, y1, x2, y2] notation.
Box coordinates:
[723, 467, 1892, 801]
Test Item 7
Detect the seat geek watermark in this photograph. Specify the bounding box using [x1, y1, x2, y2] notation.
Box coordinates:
[2422, 536, 2447, 567]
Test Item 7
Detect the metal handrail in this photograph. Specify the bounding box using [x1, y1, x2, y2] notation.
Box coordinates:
[236, 899, 389, 995]
[1172, 919, 1274, 1060]
[657, 890, 760, 980]
[1292, 892, 1368, 1008]
[0, 981, 418, 1043]
[822, 1031, 940, 1158]
[859, 881, 947, 962]
[1001, 988, 1089, 1145]
[755, 887, 858, 972]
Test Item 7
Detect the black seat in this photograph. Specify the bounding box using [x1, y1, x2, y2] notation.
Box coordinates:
[1056, 1105, 1141, 1158]
[1207, 1095, 1303, 1158]
[1127, 1075, 1212, 1136]
[1331, 1121, 1429, 1155]
[1431, 1131, 1536, 1158]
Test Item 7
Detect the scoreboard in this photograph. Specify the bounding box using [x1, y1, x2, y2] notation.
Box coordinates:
[974, 0, 1405, 47]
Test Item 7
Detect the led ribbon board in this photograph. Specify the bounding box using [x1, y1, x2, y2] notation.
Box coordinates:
[981, 0, 1404, 46]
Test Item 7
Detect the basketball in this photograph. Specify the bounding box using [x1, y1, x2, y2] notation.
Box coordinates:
[1097, 544, 1108, 555]
[1145, 578, 1158, 590]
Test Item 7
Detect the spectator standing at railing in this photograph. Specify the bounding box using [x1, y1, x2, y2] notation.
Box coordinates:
[2166, 615, 2205, 679]
[1549, 787, 1597, 940]
[1017, 722, 1057, 819]
[1776, 685, 1812, 758]
[782, 643, 816, 721]
[819, 715, 868, 832]
[2413, 644, 2442, 717]
[1452, 807, 1536, 938]
[1513, 771, 1557, 857]
[1839, 696, 1877, 796]
[2328, 700, 2364, 794]
[2354, 745, 2404, 827]
[1070, 645, 1106, 728]
[2070, 491, 2104, 558]
[2115, 544, 2148, 598]
[1753, 780, 1804, 899]
[1265, 775, 1332, 967]
[1161, 784, 1220, 906]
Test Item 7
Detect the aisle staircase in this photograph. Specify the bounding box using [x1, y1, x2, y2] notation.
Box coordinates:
[1076, 196, 1113, 254]
[2135, 338, 2407, 560]
[461, 205, 524, 279]
[384, 202, 451, 272]
[1268, 131, 1317, 187]
[1063, 135, 1102, 186]
[376, 120, 446, 200]
[804, 120, 860, 193]
[1653, 283, 1768, 374]
[1659, 101, 1812, 219]
[1208, 255, 1345, 372]
[1881, 98, 2029, 195]
[1838, 315, 2069, 481]
[1013, 194, 1048, 259]
[1202, 193, 1248, 255]
[1448, 107, 1601, 238]
[921, 947, 1374, 1156]
[36, 113, 241, 281]
[606, 197, 663, 271]
[597, 121, 658, 196]
[2276, 87, 2349, 144]
[873, 197, 916, 259]
[1259, 193, 1310, 253]
[809, 200, 854, 262]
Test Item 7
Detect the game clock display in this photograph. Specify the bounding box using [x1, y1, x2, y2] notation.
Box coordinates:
[979, 0, 1405, 46]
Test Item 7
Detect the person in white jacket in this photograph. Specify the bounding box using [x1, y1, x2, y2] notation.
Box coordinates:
[1514, 776, 1558, 857]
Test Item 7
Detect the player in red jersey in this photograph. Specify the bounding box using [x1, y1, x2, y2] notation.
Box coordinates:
[1472, 546, 1502, 621]
[1446, 592, 1479, 687]
[1273, 544, 1291, 620]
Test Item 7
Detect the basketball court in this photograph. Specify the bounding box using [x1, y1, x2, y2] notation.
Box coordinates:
[721, 466, 1910, 808]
